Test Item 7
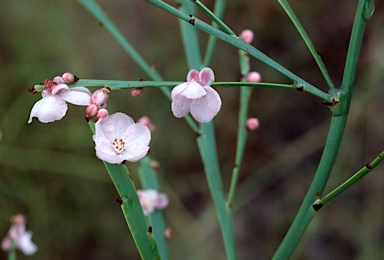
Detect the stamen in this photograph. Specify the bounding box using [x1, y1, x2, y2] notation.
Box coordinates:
[112, 138, 125, 154]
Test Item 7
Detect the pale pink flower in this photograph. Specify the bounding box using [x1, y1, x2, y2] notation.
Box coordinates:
[137, 189, 169, 216]
[93, 112, 151, 164]
[171, 67, 221, 123]
[1, 214, 37, 255]
[240, 29, 254, 44]
[246, 117, 260, 130]
[28, 76, 91, 123]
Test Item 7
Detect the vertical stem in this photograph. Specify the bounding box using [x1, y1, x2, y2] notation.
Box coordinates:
[274, 0, 368, 257]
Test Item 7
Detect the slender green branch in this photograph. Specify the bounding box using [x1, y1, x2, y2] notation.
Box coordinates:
[138, 156, 169, 260]
[273, 0, 369, 258]
[145, 0, 331, 102]
[197, 123, 237, 259]
[227, 48, 252, 206]
[313, 151, 384, 210]
[78, 0, 199, 132]
[88, 122, 160, 260]
[178, 0, 202, 69]
[192, 0, 235, 36]
[278, 0, 337, 95]
[202, 0, 227, 66]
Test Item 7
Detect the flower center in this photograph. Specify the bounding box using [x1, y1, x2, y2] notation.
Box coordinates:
[112, 138, 125, 154]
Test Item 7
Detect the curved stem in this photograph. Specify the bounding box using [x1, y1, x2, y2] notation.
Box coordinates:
[313, 151, 384, 209]
[145, 0, 331, 102]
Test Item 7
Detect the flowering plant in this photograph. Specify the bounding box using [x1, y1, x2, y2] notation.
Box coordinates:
[3, 0, 380, 259]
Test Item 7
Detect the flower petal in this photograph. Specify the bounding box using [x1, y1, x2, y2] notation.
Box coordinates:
[199, 67, 215, 86]
[60, 87, 91, 106]
[94, 137, 126, 164]
[179, 81, 206, 99]
[171, 82, 188, 98]
[121, 123, 151, 161]
[51, 83, 69, 95]
[171, 95, 191, 118]
[17, 231, 37, 255]
[28, 95, 68, 123]
[186, 69, 199, 81]
[190, 86, 221, 122]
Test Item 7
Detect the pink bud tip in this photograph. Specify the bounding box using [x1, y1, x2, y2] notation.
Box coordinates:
[131, 88, 143, 97]
[246, 117, 260, 130]
[247, 71, 262, 83]
[164, 227, 176, 240]
[138, 116, 155, 131]
[150, 160, 160, 169]
[86, 104, 98, 117]
[62, 72, 76, 84]
[96, 108, 109, 119]
[240, 29, 254, 44]
[92, 87, 110, 108]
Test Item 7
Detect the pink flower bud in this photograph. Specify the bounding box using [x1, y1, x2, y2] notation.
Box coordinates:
[247, 71, 262, 83]
[240, 29, 254, 44]
[164, 227, 176, 240]
[131, 88, 143, 97]
[138, 116, 155, 131]
[246, 117, 260, 130]
[96, 108, 109, 119]
[92, 87, 110, 108]
[62, 72, 76, 83]
[86, 104, 98, 117]
[150, 159, 160, 169]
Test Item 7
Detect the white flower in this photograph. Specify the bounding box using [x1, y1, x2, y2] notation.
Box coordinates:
[28, 76, 91, 123]
[1, 214, 37, 255]
[137, 189, 169, 216]
[171, 67, 222, 123]
[93, 112, 151, 164]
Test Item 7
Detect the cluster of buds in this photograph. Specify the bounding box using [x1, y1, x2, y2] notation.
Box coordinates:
[86, 87, 111, 121]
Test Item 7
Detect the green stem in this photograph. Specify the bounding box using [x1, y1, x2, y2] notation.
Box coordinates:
[145, 0, 331, 102]
[192, 0, 235, 36]
[273, 0, 368, 257]
[202, 0, 226, 66]
[197, 122, 237, 259]
[138, 156, 169, 260]
[227, 49, 252, 206]
[313, 151, 384, 209]
[88, 122, 160, 259]
[78, 0, 199, 133]
[278, 0, 336, 94]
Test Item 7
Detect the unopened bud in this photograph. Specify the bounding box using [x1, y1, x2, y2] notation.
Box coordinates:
[92, 87, 110, 108]
[164, 227, 176, 240]
[96, 108, 109, 119]
[240, 29, 254, 44]
[86, 104, 98, 117]
[131, 88, 143, 97]
[150, 159, 160, 169]
[138, 116, 155, 131]
[247, 71, 262, 83]
[62, 72, 77, 83]
[246, 117, 260, 130]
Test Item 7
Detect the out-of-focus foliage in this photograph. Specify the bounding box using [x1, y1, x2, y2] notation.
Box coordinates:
[1, 0, 384, 259]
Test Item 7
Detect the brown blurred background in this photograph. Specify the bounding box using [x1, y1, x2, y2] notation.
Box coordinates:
[1, 0, 384, 259]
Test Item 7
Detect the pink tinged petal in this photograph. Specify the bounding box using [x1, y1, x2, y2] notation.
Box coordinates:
[171, 95, 191, 118]
[186, 69, 200, 81]
[190, 86, 222, 123]
[199, 67, 215, 86]
[60, 88, 91, 106]
[179, 81, 206, 99]
[155, 194, 169, 209]
[28, 95, 68, 123]
[17, 231, 37, 255]
[53, 76, 65, 83]
[121, 123, 151, 162]
[51, 83, 69, 95]
[171, 82, 188, 98]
